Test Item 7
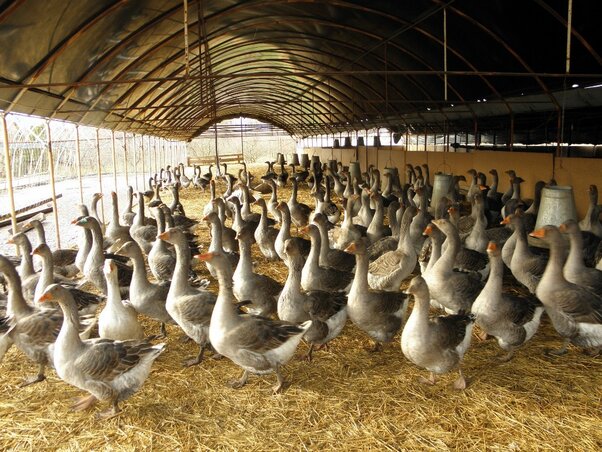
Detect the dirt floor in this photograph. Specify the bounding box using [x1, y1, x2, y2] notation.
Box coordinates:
[0, 167, 600, 450]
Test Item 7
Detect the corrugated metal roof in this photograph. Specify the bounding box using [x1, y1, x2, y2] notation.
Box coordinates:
[0, 0, 600, 140]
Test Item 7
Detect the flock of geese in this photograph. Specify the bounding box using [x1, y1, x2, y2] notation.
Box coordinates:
[1, 157, 601, 418]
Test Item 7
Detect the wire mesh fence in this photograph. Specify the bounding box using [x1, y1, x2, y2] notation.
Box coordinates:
[0, 113, 187, 196]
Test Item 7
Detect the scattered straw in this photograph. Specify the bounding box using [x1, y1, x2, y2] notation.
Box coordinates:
[1, 164, 600, 450]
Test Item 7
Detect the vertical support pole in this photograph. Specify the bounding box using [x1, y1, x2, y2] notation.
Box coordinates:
[214, 122, 220, 176]
[134, 134, 139, 191]
[75, 125, 84, 204]
[123, 131, 129, 187]
[424, 126, 427, 152]
[474, 120, 479, 150]
[141, 134, 145, 188]
[183, 0, 190, 77]
[153, 137, 161, 173]
[148, 136, 153, 177]
[95, 128, 105, 223]
[240, 116, 244, 158]
[443, 7, 448, 102]
[509, 115, 514, 151]
[45, 121, 61, 248]
[111, 130, 118, 192]
[559, 0, 573, 157]
[1, 113, 18, 238]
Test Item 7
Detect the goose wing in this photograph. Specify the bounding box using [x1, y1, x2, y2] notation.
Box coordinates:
[75, 338, 160, 380]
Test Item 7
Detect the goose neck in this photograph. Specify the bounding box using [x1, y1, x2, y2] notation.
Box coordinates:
[56, 301, 84, 355]
[34, 252, 54, 302]
[235, 239, 254, 276]
[89, 223, 104, 259]
[209, 220, 224, 253]
[565, 231, 584, 271]
[130, 251, 152, 291]
[18, 241, 35, 277]
[483, 253, 503, 295]
[437, 229, 459, 269]
[4, 266, 32, 317]
[350, 252, 369, 294]
[171, 239, 192, 292]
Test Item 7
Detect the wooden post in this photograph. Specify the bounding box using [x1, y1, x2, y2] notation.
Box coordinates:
[45, 121, 61, 248]
[214, 122, 220, 176]
[111, 130, 118, 192]
[133, 134, 139, 191]
[123, 131, 129, 187]
[75, 125, 83, 203]
[153, 136, 158, 175]
[95, 129, 105, 223]
[1, 113, 18, 239]
[141, 134, 146, 184]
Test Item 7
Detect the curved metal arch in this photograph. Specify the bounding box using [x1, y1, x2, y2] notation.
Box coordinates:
[2, 1, 584, 139]
[69, 9, 451, 128]
[176, 84, 341, 135]
[103, 16, 408, 122]
[84, 4, 488, 132]
[157, 81, 338, 134]
[144, 58, 383, 126]
[121, 56, 369, 131]
[189, 112, 297, 139]
[532, 0, 602, 65]
[440, 0, 559, 111]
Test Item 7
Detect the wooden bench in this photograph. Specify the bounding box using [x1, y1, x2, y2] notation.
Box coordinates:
[187, 153, 244, 167]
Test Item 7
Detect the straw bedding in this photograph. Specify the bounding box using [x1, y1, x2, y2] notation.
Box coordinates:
[1, 166, 600, 451]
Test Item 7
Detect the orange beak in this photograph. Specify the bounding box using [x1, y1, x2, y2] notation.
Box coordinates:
[70, 218, 79, 224]
[7, 238, 14, 245]
[558, 223, 567, 233]
[202, 215, 210, 222]
[299, 225, 310, 234]
[31, 248, 40, 256]
[500, 216, 511, 225]
[529, 228, 546, 239]
[194, 252, 214, 261]
[423, 225, 433, 236]
[486, 242, 498, 252]
[38, 292, 53, 303]
[344, 243, 356, 253]
[158, 231, 170, 240]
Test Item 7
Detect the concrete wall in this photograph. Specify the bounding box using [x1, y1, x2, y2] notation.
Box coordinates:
[300, 147, 602, 218]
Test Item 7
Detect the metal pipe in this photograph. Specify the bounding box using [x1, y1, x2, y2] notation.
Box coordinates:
[75, 125, 84, 204]
[1, 113, 18, 238]
[123, 131, 129, 187]
[45, 121, 61, 248]
[140, 134, 146, 186]
[95, 128, 105, 223]
[111, 130, 118, 192]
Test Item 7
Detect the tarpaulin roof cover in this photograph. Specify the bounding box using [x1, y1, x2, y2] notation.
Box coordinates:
[0, 0, 601, 141]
